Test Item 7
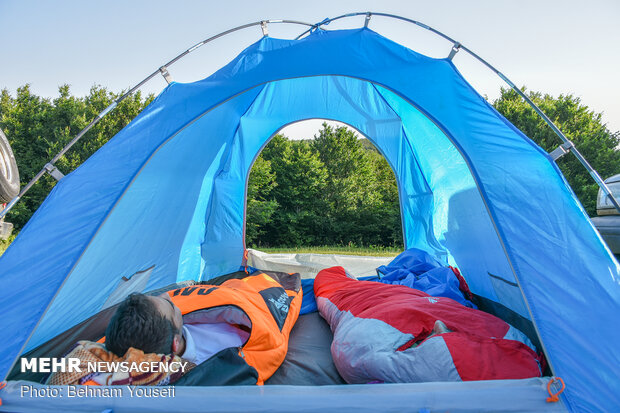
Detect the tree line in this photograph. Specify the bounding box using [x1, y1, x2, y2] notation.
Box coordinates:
[1, 85, 618, 248]
[0, 85, 153, 230]
[246, 127, 402, 248]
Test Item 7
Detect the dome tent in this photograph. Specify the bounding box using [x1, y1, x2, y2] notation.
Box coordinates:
[1, 14, 619, 413]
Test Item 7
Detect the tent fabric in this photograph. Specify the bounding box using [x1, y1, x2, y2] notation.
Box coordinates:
[0, 27, 618, 412]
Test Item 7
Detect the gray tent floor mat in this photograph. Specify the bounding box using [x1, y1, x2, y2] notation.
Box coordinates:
[266, 311, 345, 385]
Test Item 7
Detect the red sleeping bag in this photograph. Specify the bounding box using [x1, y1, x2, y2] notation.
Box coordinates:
[314, 266, 541, 383]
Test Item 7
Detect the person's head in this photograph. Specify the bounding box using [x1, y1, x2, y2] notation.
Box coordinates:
[105, 292, 184, 357]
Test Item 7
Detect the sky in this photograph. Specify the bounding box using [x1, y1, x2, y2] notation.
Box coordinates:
[1, 0, 619, 138]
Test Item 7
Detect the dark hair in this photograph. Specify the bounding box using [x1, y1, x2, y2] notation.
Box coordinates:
[105, 293, 176, 356]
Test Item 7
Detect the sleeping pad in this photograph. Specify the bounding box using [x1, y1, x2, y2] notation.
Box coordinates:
[314, 266, 541, 384]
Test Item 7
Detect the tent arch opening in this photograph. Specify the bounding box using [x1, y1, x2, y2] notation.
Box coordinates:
[197, 75, 460, 269]
[242, 118, 407, 250]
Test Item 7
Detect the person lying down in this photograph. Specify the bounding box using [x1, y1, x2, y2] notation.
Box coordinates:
[47, 271, 302, 386]
[314, 266, 542, 384]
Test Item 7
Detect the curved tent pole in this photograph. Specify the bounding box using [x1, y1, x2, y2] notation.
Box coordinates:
[1, 13, 617, 220]
[0, 19, 313, 220]
[298, 12, 620, 213]
[295, 12, 459, 43]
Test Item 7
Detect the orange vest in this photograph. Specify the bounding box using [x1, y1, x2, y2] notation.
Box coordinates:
[168, 272, 302, 385]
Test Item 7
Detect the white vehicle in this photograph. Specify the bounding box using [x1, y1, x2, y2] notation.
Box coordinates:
[0, 128, 20, 240]
[591, 174, 620, 258]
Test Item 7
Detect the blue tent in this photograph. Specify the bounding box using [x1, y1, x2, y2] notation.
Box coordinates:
[1, 26, 619, 412]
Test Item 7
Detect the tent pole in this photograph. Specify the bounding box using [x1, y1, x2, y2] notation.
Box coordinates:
[295, 12, 620, 213]
[3, 13, 614, 215]
[5, 12, 614, 219]
[455, 45, 620, 213]
[0, 19, 313, 221]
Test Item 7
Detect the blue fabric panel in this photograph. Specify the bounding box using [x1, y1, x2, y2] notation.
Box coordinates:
[200, 76, 439, 279]
[376, 248, 475, 308]
[373, 86, 528, 317]
[25, 87, 264, 351]
[0, 89, 183, 379]
[428, 66, 620, 411]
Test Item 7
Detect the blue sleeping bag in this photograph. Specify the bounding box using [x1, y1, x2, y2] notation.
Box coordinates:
[300, 248, 475, 314]
[376, 248, 476, 308]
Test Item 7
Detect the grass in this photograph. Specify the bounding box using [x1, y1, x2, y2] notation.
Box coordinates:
[0, 235, 401, 259]
[252, 245, 402, 257]
[0, 234, 15, 257]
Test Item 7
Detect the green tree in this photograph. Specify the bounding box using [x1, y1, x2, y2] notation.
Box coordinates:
[246, 155, 278, 246]
[312, 124, 379, 212]
[311, 124, 386, 245]
[493, 88, 620, 216]
[367, 146, 403, 245]
[261, 136, 329, 246]
[0, 85, 153, 229]
[246, 126, 404, 248]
